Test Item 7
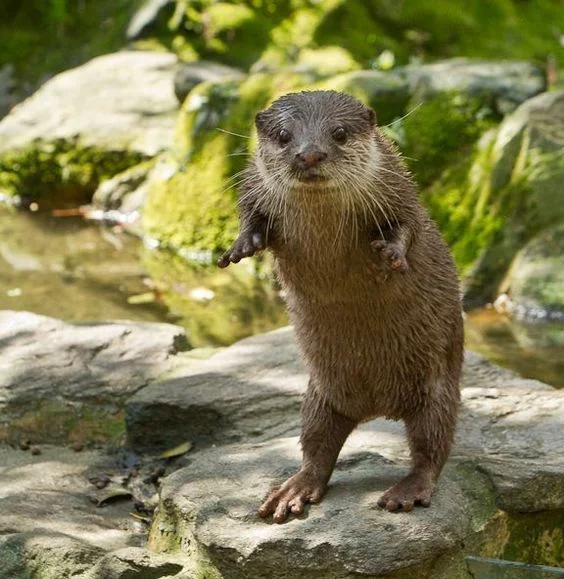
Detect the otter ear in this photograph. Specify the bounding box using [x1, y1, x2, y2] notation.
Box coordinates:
[255, 110, 268, 132]
[363, 107, 376, 126]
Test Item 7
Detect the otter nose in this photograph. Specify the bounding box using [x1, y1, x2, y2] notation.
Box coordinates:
[295, 149, 327, 169]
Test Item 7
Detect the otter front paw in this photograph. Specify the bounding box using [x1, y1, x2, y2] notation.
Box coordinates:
[370, 240, 408, 272]
[217, 231, 265, 268]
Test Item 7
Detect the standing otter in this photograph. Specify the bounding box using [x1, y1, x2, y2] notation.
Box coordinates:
[218, 91, 463, 523]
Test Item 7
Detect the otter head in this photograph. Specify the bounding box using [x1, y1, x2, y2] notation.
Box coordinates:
[254, 91, 377, 194]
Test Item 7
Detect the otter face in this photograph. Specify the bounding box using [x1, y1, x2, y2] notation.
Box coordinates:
[254, 91, 376, 192]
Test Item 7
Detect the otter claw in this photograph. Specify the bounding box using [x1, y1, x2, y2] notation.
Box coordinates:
[218, 231, 265, 268]
[370, 240, 408, 272]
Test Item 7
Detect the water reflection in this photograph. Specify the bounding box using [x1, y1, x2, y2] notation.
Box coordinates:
[1, 205, 562, 388]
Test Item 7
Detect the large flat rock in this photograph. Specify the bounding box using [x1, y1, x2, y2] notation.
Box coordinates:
[0, 310, 188, 443]
[135, 327, 564, 577]
[0, 51, 179, 157]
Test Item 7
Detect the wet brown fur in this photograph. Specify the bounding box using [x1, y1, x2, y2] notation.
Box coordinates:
[219, 91, 463, 522]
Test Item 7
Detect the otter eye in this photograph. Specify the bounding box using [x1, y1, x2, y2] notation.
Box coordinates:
[278, 128, 292, 145]
[332, 126, 347, 144]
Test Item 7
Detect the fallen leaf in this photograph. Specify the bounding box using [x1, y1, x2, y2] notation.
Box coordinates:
[92, 486, 133, 507]
[158, 441, 193, 459]
[127, 292, 156, 305]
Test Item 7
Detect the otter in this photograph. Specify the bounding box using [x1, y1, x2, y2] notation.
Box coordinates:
[218, 90, 463, 523]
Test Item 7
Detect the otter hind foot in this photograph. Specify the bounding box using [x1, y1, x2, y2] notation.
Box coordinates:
[258, 471, 326, 523]
[370, 240, 408, 272]
[377, 471, 434, 512]
[218, 231, 265, 268]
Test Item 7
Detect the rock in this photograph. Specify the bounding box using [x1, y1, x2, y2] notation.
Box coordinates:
[126, 327, 302, 452]
[426, 90, 564, 306]
[151, 438, 475, 578]
[92, 161, 155, 213]
[0, 64, 17, 120]
[0, 445, 139, 577]
[136, 328, 564, 577]
[0, 311, 188, 444]
[392, 59, 545, 113]
[497, 215, 564, 321]
[126, 0, 176, 41]
[84, 547, 188, 579]
[174, 61, 243, 104]
[0, 51, 178, 158]
[0, 443, 195, 578]
[0, 532, 104, 579]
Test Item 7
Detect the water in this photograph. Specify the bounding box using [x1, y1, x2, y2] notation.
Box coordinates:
[1, 205, 562, 388]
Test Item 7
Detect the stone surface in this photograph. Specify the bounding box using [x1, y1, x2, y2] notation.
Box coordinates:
[126, 327, 303, 452]
[84, 547, 188, 578]
[392, 59, 545, 113]
[0, 445, 139, 578]
[498, 215, 564, 321]
[0, 443, 194, 578]
[138, 327, 564, 577]
[0, 51, 179, 157]
[174, 61, 243, 104]
[152, 438, 475, 579]
[0, 311, 188, 443]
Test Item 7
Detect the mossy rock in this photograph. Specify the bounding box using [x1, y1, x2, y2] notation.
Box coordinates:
[423, 90, 564, 305]
[0, 138, 144, 208]
[500, 223, 564, 317]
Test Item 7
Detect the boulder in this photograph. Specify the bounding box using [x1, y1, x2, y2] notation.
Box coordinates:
[425, 90, 564, 306]
[0, 51, 178, 158]
[132, 327, 564, 577]
[392, 59, 545, 113]
[497, 224, 564, 320]
[0, 311, 188, 444]
[0, 51, 180, 204]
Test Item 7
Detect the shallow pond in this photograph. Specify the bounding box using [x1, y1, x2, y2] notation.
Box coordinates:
[1, 205, 563, 389]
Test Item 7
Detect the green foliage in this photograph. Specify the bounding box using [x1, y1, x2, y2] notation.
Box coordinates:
[314, 0, 563, 69]
[0, 0, 139, 83]
[136, 0, 563, 73]
[0, 139, 144, 207]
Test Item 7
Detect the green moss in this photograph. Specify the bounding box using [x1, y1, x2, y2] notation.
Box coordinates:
[501, 510, 564, 567]
[0, 138, 145, 207]
[1, 400, 125, 445]
[143, 71, 307, 254]
[399, 93, 495, 187]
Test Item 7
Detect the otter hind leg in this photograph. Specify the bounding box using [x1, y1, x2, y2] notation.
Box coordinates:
[259, 382, 357, 523]
[377, 380, 459, 512]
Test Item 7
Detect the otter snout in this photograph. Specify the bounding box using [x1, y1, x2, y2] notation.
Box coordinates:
[295, 148, 327, 170]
